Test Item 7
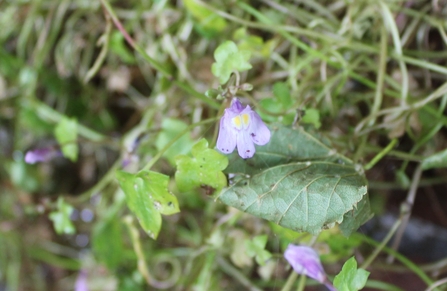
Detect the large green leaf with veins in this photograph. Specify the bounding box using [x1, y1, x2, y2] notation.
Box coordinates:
[219, 124, 371, 235]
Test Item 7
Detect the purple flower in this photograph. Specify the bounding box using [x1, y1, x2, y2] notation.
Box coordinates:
[74, 270, 89, 291]
[217, 98, 270, 159]
[24, 147, 61, 164]
[284, 244, 336, 291]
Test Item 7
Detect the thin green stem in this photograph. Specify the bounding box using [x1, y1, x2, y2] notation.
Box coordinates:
[75, 157, 122, 203]
[141, 117, 218, 171]
[360, 235, 435, 287]
[123, 215, 153, 286]
[425, 277, 447, 291]
[281, 271, 299, 291]
[31, 99, 106, 142]
[296, 274, 307, 291]
[371, 25, 388, 124]
[380, 1, 409, 105]
[360, 218, 402, 270]
[84, 13, 112, 83]
[364, 139, 398, 171]
[217, 256, 262, 291]
[388, 164, 423, 263]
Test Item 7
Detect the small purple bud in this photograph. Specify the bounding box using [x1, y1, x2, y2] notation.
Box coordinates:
[284, 244, 336, 291]
[216, 98, 270, 159]
[74, 270, 89, 291]
[24, 147, 61, 164]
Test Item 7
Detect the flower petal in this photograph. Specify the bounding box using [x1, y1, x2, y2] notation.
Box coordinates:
[229, 98, 244, 114]
[24, 148, 61, 164]
[236, 130, 256, 159]
[284, 245, 326, 283]
[74, 270, 89, 291]
[248, 111, 271, 145]
[217, 110, 237, 154]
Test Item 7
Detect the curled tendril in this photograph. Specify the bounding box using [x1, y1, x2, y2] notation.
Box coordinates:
[148, 254, 182, 289]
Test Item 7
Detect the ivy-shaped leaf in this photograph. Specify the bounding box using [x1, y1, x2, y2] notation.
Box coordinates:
[175, 139, 228, 193]
[333, 257, 370, 291]
[219, 124, 371, 236]
[49, 197, 76, 235]
[54, 117, 78, 162]
[211, 41, 252, 84]
[245, 235, 272, 266]
[116, 170, 180, 239]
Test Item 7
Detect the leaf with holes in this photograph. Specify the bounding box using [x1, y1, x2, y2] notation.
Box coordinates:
[116, 170, 180, 239]
[219, 124, 370, 235]
[175, 139, 228, 194]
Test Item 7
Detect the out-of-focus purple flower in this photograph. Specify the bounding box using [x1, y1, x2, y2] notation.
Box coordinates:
[24, 147, 61, 164]
[284, 244, 336, 291]
[217, 98, 270, 159]
[74, 270, 89, 291]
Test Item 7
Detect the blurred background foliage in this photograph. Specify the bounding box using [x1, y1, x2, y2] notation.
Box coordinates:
[2, 0, 447, 290]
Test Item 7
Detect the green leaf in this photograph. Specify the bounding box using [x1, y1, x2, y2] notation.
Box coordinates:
[421, 148, 447, 170]
[54, 117, 78, 162]
[183, 0, 227, 37]
[220, 124, 370, 235]
[10, 160, 39, 192]
[211, 41, 252, 84]
[233, 27, 275, 58]
[273, 82, 292, 107]
[175, 139, 228, 193]
[116, 170, 180, 239]
[224, 124, 352, 176]
[258, 98, 283, 122]
[334, 257, 370, 291]
[49, 197, 76, 235]
[258, 82, 295, 125]
[245, 235, 272, 266]
[302, 108, 321, 129]
[339, 194, 373, 237]
[155, 118, 195, 165]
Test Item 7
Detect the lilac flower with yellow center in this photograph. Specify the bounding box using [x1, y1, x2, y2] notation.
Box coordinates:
[284, 244, 336, 291]
[217, 98, 270, 159]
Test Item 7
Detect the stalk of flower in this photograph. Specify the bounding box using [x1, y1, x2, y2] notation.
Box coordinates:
[216, 98, 271, 159]
[284, 244, 337, 291]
